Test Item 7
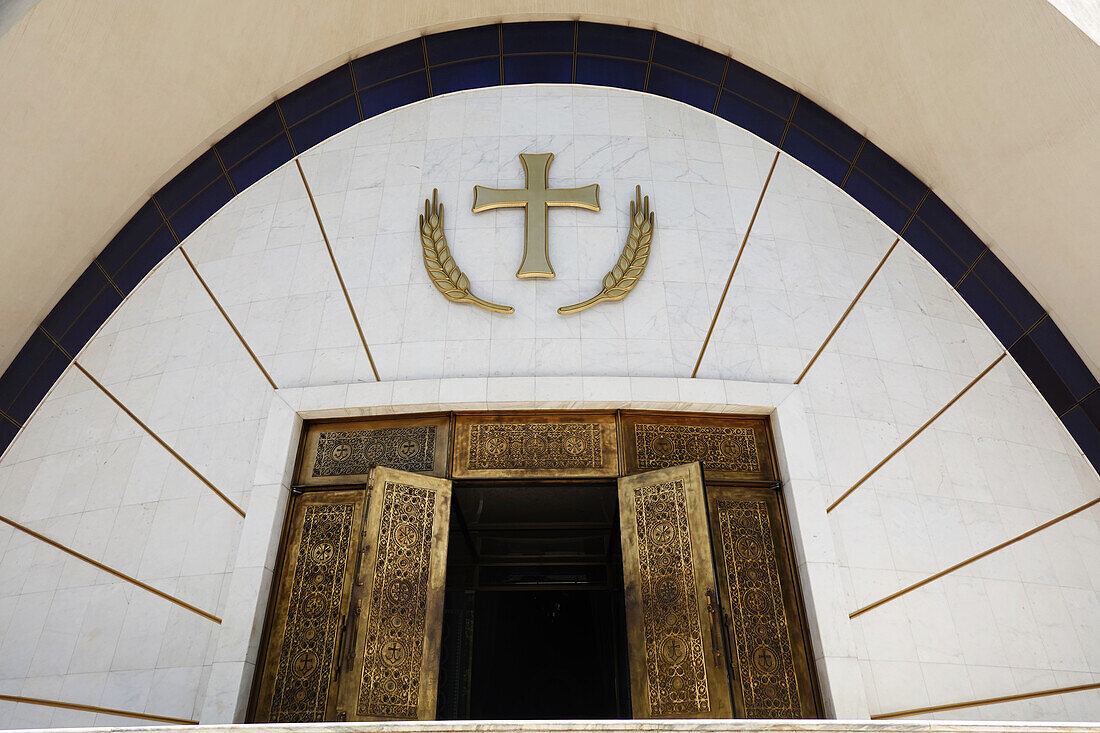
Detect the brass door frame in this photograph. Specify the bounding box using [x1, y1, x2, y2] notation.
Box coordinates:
[296, 410, 781, 485]
[252, 409, 822, 721]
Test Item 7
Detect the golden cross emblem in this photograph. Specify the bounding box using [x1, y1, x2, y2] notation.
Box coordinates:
[472, 152, 600, 278]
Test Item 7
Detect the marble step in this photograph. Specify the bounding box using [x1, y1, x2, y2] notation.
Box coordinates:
[15, 721, 1100, 733]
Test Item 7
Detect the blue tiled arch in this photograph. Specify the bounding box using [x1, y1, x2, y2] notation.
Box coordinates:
[2, 20, 1097, 467]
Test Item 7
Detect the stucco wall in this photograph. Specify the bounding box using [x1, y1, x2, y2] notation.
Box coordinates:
[0, 1, 1098, 388]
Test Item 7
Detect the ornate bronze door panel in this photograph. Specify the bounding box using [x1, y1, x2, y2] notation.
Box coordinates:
[336, 466, 453, 721]
[617, 462, 734, 718]
[452, 411, 619, 479]
[706, 485, 820, 718]
[297, 415, 451, 486]
[254, 489, 367, 722]
[620, 412, 776, 483]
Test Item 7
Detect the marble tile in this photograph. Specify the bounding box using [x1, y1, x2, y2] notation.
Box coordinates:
[181, 165, 369, 387]
[697, 154, 896, 382]
[835, 357, 1100, 611]
[293, 86, 781, 384]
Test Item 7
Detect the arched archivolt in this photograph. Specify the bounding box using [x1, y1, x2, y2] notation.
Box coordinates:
[0, 20, 1095, 475]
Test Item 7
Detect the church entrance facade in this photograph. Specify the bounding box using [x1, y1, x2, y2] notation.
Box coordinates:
[250, 412, 821, 722]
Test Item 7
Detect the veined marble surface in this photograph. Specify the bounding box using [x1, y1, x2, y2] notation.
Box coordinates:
[1, 86, 1098, 728]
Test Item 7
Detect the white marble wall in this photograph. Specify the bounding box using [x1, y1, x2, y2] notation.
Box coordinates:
[0, 85, 1097, 727]
[296, 86, 782, 380]
[0, 250, 273, 727]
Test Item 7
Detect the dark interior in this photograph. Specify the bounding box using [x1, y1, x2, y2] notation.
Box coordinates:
[438, 480, 631, 719]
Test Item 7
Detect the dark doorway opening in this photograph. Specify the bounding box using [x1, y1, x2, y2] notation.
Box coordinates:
[438, 481, 631, 719]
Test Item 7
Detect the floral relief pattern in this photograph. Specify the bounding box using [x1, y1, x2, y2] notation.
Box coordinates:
[269, 503, 356, 722]
[717, 499, 800, 717]
[633, 479, 711, 716]
[356, 481, 437, 718]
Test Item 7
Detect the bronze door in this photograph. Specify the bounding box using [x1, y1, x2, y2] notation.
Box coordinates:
[617, 462, 734, 718]
[706, 484, 820, 718]
[254, 489, 367, 722]
[336, 466, 453, 721]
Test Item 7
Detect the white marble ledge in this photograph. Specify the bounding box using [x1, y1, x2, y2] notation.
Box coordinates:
[15, 721, 1100, 733]
[274, 376, 796, 419]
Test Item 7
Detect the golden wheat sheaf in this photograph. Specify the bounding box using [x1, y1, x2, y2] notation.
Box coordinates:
[419, 189, 513, 314]
[558, 185, 655, 314]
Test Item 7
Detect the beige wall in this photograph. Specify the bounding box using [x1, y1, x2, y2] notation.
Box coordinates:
[0, 0, 1098, 380]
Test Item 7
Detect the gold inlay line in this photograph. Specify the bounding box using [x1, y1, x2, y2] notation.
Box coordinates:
[690, 149, 781, 378]
[0, 513, 221, 624]
[92, 259, 125, 299]
[154, 193, 275, 390]
[0, 694, 198, 725]
[179, 246, 278, 391]
[827, 352, 1007, 513]
[295, 158, 381, 381]
[852, 495, 1100, 619]
[71, 361, 246, 518]
[0, 408, 20, 429]
[795, 238, 899, 384]
[871, 681, 1100, 720]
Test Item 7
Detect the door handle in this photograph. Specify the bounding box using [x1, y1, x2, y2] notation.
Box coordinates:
[335, 616, 347, 675]
[343, 599, 362, 672]
[705, 589, 722, 665]
[355, 543, 370, 587]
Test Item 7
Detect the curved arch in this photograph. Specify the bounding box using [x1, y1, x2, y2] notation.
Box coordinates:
[0, 20, 1096, 473]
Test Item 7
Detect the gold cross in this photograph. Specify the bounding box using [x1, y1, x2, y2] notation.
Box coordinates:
[472, 152, 600, 278]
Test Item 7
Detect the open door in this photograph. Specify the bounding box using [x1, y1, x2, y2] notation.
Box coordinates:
[335, 466, 452, 721]
[254, 489, 368, 722]
[617, 462, 733, 718]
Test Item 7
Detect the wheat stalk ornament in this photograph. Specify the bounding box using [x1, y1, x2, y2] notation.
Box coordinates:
[558, 185, 655, 314]
[419, 189, 514, 314]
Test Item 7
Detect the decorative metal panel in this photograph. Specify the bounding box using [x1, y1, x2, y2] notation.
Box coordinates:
[313, 427, 437, 477]
[297, 417, 450, 485]
[453, 414, 619, 477]
[356, 480, 438, 718]
[633, 478, 712, 716]
[469, 422, 602, 470]
[635, 423, 760, 474]
[268, 503, 356, 722]
[716, 499, 801, 718]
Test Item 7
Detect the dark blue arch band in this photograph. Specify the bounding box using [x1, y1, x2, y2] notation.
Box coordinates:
[2, 20, 1097, 468]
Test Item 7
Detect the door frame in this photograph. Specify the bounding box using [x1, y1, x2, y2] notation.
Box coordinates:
[210, 380, 869, 723]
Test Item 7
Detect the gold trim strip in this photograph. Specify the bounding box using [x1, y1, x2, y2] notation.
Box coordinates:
[852, 495, 1100, 618]
[795, 238, 899, 384]
[71, 362, 246, 518]
[0, 513, 222, 623]
[91, 259, 126, 299]
[871, 681, 1100, 720]
[691, 149, 781, 378]
[179, 246, 279, 391]
[827, 352, 1006, 513]
[295, 158, 382, 382]
[0, 694, 198, 725]
[0, 408, 20, 429]
[153, 194, 275, 390]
